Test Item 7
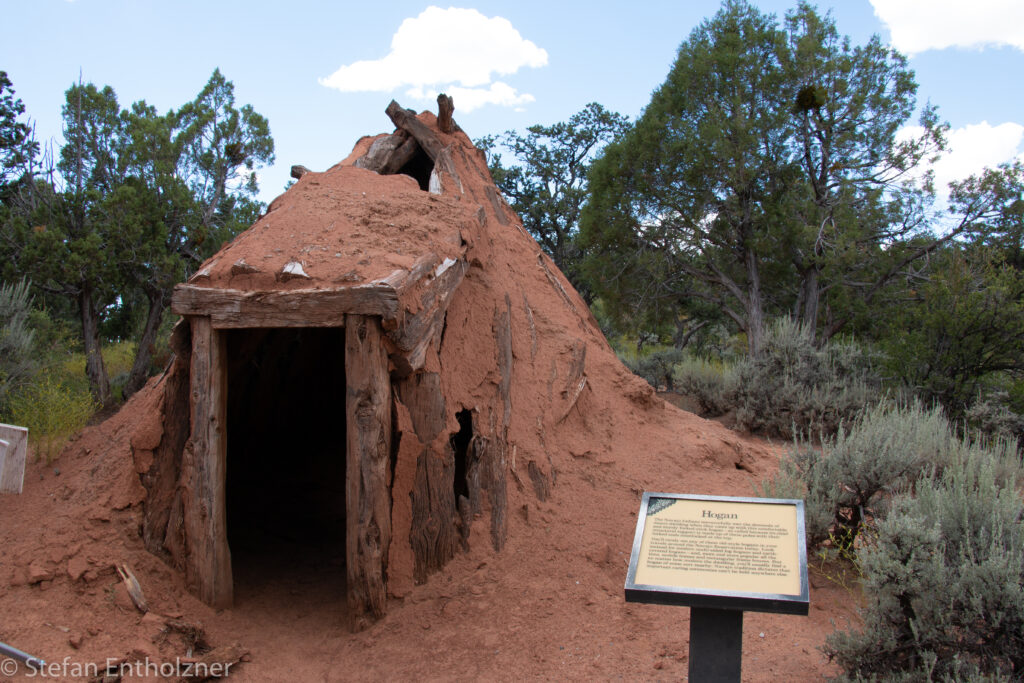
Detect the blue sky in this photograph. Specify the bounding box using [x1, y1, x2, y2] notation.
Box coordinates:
[3, 0, 1022, 205]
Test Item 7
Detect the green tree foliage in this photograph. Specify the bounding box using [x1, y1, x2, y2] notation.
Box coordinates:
[1, 70, 273, 403]
[579, 0, 946, 354]
[0, 71, 39, 193]
[477, 103, 628, 300]
[880, 243, 1024, 421]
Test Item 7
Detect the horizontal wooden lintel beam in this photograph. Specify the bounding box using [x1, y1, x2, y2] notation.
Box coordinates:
[171, 282, 401, 329]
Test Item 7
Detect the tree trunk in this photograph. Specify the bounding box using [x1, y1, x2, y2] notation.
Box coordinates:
[79, 283, 111, 406]
[798, 267, 820, 344]
[123, 289, 167, 399]
[744, 246, 766, 356]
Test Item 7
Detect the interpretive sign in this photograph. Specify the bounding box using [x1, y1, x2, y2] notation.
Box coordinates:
[625, 492, 808, 614]
[0, 424, 28, 495]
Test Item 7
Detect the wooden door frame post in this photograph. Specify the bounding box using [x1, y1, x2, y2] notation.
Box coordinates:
[345, 314, 392, 626]
[184, 315, 233, 608]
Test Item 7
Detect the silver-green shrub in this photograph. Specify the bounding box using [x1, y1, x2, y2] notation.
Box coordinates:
[825, 437, 1024, 680]
[0, 278, 37, 411]
[731, 318, 880, 438]
[759, 402, 955, 549]
[673, 356, 737, 415]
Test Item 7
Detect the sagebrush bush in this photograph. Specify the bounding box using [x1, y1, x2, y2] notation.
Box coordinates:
[0, 278, 38, 411]
[825, 438, 1024, 680]
[965, 389, 1024, 443]
[759, 402, 954, 549]
[731, 318, 879, 438]
[7, 372, 97, 462]
[634, 348, 684, 391]
[673, 356, 737, 415]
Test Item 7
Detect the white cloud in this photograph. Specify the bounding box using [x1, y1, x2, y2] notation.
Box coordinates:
[408, 81, 534, 113]
[869, 0, 1024, 55]
[900, 121, 1024, 193]
[319, 6, 547, 111]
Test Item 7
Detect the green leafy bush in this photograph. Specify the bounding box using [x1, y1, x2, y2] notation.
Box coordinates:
[7, 372, 97, 462]
[824, 437, 1024, 680]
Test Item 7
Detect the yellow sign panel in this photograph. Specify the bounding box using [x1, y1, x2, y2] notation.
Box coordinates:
[631, 495, 804, 601]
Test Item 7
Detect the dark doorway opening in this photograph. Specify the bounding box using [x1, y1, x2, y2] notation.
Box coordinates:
[394, 144, 434, 191]
[225, 327, 347, 609]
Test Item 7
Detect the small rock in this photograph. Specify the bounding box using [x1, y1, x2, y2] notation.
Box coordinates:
[68, 633, 83, 649]
[27, 560, 54, 584]
[87, 626, 101, 636]
[67, 555, 90, 582]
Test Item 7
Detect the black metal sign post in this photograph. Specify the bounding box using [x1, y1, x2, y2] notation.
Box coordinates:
[624, 493, 809, 682]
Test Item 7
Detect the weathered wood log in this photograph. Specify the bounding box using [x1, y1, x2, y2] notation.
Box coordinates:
[385, 100, 444, 161]
[182, 316, 232, 609]
[428, 146, 463, 196]
[388, 257, 467, 375]
[483, 186, 509, 225]
[172, 283, 401, 329]
[290, 164, 311, 179]
[142, 332, 191, 562]
[409, 440, 457, 583]
[354, 135, 402, 173]
[437, 94, 455, 134]
[380, 137, 422, 176]
[495, 295, 513, 430]
[345, 315, 392, 627]
[395, 372, 446, 444]
[558, 341, 587, 423]
[115, 563, 149, 613]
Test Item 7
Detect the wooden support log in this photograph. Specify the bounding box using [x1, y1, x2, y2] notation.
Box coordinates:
[290, 164, 311, 179]
[182, 316, 232, 609]
[172, 282, 402, 329]
[345, 315, 393, 627]
[380, 137, 422, 176]
[385, 100, 444, 161]
[437, 93, 455, 133]
[388, 257, 467, 375]
[484, 186, 510, 225]
[143, 337, 191, 562]
[354, 135, 403, 173]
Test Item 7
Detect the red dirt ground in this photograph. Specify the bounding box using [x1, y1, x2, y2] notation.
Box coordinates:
[0, 399, 861, 682]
